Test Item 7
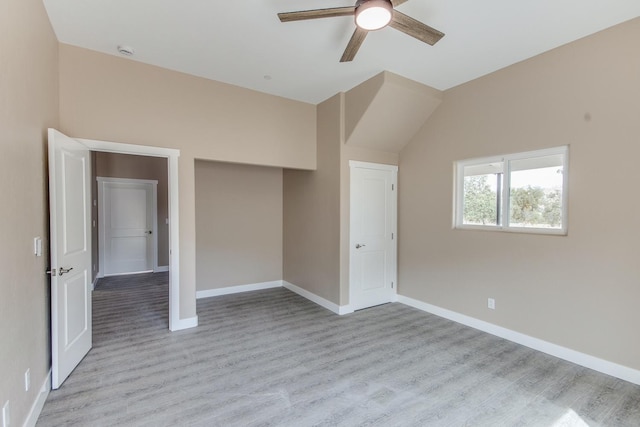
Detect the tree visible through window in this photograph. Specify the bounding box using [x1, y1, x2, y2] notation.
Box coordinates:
[456, 146, 568, 234]
[463, 174, 498, 226]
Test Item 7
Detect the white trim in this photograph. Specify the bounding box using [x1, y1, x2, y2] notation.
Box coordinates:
[155, 265, 169, 273]
[170, 315, 198, 331]
[97, 177, 159, 277]
[167, 154, 182, 331]
[454, 145, 568, 235]
[196, 280, 354, 315]
[77, 136, 189, 331]
[283, 281, 353, 315]
[397, 295, 640, 386]
[78, 138, 179, 158]
[102, 270, 154, 277]
[338, 304, 355, 315]
[391, 169, 398, 303]
[348, 160, 398, 172]
[23, 369, 51, 427]
[197, 281, 283, 299]
[96, 177, 159, 185]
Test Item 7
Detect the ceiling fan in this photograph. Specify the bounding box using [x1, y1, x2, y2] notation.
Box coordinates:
[277, 0, 444, 62]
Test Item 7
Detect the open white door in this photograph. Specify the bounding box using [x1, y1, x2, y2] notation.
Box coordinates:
[48, 128, 92, 389]
[349, 161, 398, 310]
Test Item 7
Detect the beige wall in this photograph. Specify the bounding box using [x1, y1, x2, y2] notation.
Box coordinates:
[195, 161, 283, 290]
[58, 44, 316, 170]
[344, 71, 442, 153]
[283, 95, 342, 302]
[398, 17, 640, 370]
[58, 44, 316, 320]
[94, 152, 170, 273]
[283, 93, 399, 305]
[0, 0, 59, 423]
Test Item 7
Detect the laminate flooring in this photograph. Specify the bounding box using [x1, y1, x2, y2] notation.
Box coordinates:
[37, 272, 640, 426]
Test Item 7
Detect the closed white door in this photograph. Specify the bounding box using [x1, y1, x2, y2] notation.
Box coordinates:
[98, 178, 157, 276]
[48, 129, 92, 389]
[349, 161, 397, 310]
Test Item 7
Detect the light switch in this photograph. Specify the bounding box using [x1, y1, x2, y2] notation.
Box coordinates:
[34, 237, 42, 257]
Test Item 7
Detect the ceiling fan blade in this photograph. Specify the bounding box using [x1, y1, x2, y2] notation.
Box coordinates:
[340, 27, 368, 62]
[389, 11, 444, 45]
[278, 6, 355, 22]
[391, 0, 410, 7]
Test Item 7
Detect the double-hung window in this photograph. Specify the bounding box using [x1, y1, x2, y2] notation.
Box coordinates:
[455, 146, 568, 235]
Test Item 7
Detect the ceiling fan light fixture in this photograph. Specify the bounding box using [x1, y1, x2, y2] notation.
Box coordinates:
[355, 0, 393, 31]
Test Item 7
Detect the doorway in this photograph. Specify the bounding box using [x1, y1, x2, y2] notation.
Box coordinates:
[349, 161, 398, 310]
[48, 129, 189, 388]
[68, 133, 183, 330]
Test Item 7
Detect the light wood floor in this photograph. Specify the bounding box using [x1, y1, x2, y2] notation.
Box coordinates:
[37, 272, 640, 426]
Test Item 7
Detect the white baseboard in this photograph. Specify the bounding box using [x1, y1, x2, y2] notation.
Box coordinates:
[170, 315, 198, 331]
[195, 280, 352, 315]
[338, 304, 355, 315]
[283, 281, 352, 315]
[398, 295, 640, 386]
[196, 281, 283, 299]
[24, 369, 51, 427]
[154, 265, 169, 273]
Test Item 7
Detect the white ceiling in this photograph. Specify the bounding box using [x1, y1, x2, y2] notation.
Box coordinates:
[43, 0, 640, 104]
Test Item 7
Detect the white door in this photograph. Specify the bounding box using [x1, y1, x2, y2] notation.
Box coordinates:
[349, 161, 398, 310]
[98, 178, 156, 276]
[48, 129, 92, 389]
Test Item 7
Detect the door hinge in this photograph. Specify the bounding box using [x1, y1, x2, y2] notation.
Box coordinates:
[391, 232, 394, 240]
[392, 184, 395, 191]
[391, 281, 394, 288]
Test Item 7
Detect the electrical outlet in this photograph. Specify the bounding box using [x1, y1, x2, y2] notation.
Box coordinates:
[25, 369, 30, 392]
[488, 298, 496, 310]
[2, 400, 9, 427]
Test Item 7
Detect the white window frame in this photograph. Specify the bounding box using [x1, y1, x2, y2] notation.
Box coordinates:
[454, 145, 569, 235]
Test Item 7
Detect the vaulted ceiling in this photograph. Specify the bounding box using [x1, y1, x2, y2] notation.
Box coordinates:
[43, 0, 640, 104]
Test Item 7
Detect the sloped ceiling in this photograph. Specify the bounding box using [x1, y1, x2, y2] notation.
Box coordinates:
[344, 72, 442, 153]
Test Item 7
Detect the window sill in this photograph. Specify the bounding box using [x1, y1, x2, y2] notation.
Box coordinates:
[454, 224, 567, 236]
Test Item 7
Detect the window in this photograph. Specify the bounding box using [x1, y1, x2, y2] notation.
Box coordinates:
[455, 146, 568, 234]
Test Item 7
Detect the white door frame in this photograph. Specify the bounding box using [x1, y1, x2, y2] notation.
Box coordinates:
[78, 137, 184, 331]
[349, 160, 398, 310]
[97, 177, 159, 277]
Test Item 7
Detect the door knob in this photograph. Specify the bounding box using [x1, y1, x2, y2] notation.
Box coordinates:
[355, 244, 366, 249]
[59, 267, 73, 276]
[147, 230, 153, 235]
